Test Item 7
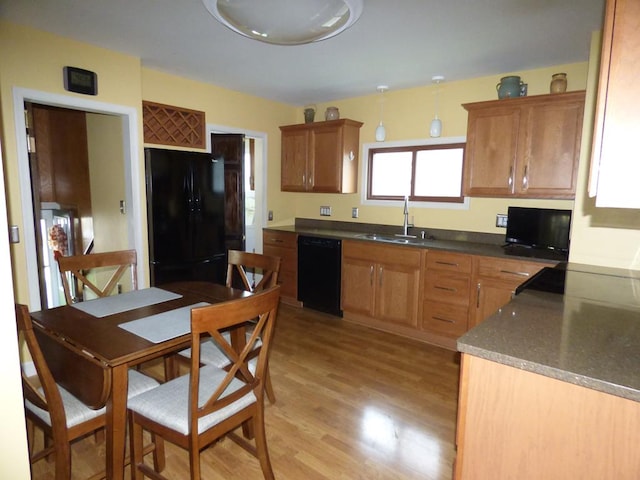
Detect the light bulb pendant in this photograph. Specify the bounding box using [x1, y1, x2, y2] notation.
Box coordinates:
[375, 121, 386, 142]
[430, 116, 442, 138]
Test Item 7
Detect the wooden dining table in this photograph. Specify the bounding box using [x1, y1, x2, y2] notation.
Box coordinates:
[29, 281, 252, 480]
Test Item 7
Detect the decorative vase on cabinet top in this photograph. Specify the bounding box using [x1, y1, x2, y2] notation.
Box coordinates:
[550, 73, 567, 94]
[496, 76, 523, 99]
[325, 106, 340, 121]
[304, 106, 316, 123]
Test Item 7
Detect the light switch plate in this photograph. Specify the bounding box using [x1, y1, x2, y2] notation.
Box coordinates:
[320, 206, 332, 216]
[352, 207, 359, 218]
[496, 214, 508, 228]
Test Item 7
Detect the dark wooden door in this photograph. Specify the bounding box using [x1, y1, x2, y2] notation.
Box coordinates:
[211, 133, 245, 252]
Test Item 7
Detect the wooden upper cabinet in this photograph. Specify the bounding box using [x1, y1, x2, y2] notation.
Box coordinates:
[280, 119, 363, 193]
[463, 91, 585, 199]
[589, 0, 640, 208]
[280, 128, 309, 192]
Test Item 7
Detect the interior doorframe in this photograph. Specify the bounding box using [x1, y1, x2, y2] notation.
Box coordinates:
[206, 123, 268, 254]
[12, 87, 144, 309]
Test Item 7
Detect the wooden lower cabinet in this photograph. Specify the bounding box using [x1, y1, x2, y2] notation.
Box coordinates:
[455, 354, 640, 479]
[422, 251, 472, 338]
[342, 240, 422, 329]
[471, 255, 550, 328]
[263, 230, 298, 305]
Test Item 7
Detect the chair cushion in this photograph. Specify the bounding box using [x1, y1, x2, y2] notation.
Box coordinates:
[178, 331, 262, 367]
[25, 369, 159, 428]
[127, 365, 256, 435]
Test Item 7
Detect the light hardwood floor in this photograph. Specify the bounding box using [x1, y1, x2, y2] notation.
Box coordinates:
[29, 304, 461, 479]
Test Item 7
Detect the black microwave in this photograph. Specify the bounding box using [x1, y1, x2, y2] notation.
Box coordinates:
[505, 207, 572, 255]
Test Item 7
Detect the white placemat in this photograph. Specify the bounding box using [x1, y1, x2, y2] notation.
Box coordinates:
[118, 302, 210, 343]
[71, 287, 182, 318]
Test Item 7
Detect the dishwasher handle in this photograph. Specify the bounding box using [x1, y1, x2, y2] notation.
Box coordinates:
[298, 236, 341, 249]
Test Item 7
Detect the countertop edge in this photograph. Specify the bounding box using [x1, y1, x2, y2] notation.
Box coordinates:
[457, 342, 640, 403]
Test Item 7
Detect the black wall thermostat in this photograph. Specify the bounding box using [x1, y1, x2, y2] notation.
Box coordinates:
[63, 66, 98, 95]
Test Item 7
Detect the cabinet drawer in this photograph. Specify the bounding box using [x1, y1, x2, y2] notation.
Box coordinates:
[263, 231, 297, 249]
[424, 271, 471, 306]
[476, 257, 546, 283]
[343, 240, 422, 267]
[422, 301, 469, 337]
[426, 251, 472, 274]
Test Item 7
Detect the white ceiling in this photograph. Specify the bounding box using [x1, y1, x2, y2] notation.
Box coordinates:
[0, 0, 605, 106]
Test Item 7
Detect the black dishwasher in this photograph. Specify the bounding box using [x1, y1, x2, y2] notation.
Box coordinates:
[297, 236, 342, 316]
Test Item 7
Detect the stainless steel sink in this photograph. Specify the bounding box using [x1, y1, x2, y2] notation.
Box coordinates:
[355, 233, 434, 245]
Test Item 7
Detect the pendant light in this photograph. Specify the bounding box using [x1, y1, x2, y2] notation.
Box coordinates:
[375, 85, 388, 142]
[430, 75, 444, 138]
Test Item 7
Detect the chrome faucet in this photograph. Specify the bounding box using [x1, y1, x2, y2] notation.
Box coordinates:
[396, 195, 415, 238]
[403, 195, 410, 235]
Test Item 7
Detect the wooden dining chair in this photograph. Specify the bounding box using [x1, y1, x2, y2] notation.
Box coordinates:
[226, 249, 281, 293]
[128, 286, 281, 480]
[16, 303, 164, 479]
[56, 249, 138, 304]
[174, 250, 281, 403]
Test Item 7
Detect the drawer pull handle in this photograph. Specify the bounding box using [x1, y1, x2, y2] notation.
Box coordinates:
[500, 270, 531, 277]
[379, 266, 384, 286]
[435, 261, 459, 267]
[435, 285, 457, 292]
[476, 283, 481, 308]
[269, 238, 284, 243]
[370, 265, 374, 286]
[433, 316, 455, 324]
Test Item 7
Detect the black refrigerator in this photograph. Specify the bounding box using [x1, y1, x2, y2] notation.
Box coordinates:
[145, 148, 226, 286]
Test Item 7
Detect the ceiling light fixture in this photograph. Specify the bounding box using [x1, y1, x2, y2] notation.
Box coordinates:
[202, 0, 364, 46]
[375, 85, 388, 142]
[430, 75, 444, 138]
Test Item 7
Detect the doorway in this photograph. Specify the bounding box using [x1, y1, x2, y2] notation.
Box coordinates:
[208, 125, 267, 256]
[13, 88, 142, 310]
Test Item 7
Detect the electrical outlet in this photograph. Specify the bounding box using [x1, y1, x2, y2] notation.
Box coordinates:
[268, 210, 273, 221]
[320, 206, 332, 216]
[496, 214, 508, 228]
[352, 207, 359, 218]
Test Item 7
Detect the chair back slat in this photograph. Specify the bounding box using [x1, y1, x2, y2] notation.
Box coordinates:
[188, 286, 280, 430]
[225, 250, 281, 293]
[56, 249, 137, 304]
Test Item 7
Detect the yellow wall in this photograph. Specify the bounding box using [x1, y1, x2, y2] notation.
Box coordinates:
[87, 113, 128, 255]
[274, 63, 588, 232]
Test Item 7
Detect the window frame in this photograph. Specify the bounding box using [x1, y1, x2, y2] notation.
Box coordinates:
[363, 136, 467, 206]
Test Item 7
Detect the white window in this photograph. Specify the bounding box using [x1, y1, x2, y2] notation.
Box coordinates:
[366, 139, 465, 203]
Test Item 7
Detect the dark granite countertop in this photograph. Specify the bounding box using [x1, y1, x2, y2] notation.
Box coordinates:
[264, 219, 563, 264]
[458, 263, 640, 402]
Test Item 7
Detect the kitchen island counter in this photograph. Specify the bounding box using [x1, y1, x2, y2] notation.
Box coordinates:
[454, 263, 640, 479]
[457, 262, 640, 402]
